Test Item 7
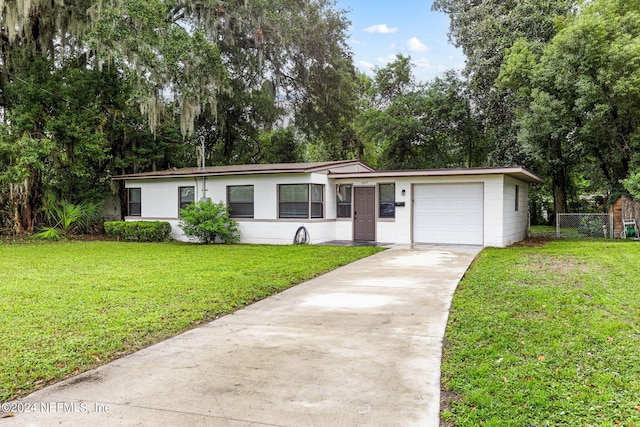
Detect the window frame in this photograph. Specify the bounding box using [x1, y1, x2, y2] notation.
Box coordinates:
[178, 186, 195, 211]
[310, 184, 324, 219]
[278, 184, 324, 219]
[227, 185, 255, 218]
[515, 185, 520, 212]
[378, 183, 395, 219]
[128, 187, 142, 217]
[336, 184, 352, 218]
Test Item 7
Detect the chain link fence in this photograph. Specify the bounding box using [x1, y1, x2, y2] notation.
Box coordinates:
[556, 213, 614, 239]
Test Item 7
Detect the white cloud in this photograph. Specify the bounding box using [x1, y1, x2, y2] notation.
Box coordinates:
[377, 54, 398, 65]
[364, 24, 399, 34]
[407, 37, 428, 53]
[357, 60, 375, 72]
[413, 58, 434, 69]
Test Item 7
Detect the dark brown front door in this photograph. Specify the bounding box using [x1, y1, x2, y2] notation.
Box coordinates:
[354, 187, 375, 241]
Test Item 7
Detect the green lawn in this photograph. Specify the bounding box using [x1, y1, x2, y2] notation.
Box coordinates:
[441, 240, 640, 426]
[529, 224, 556, 237]
[0, 241, 383, 401]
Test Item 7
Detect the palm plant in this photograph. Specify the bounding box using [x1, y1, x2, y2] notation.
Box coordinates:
[34, 194, 102, 240]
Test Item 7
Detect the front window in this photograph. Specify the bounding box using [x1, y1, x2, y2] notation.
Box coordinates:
[228, 185, 254, 218]
[179, 186, 195, 210]
[279, 184, 324, 219]
[337, 184, 352, 218]
[311, 184, 324, 218]
[128, 188, 141, 216]
[379, 183, 395, 218]
[515, 185, 520, 211]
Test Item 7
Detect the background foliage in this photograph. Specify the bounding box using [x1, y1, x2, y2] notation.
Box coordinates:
[1, 0, 639, 233]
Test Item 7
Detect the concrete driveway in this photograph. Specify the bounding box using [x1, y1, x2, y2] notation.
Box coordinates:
[2, 244, 480, 427]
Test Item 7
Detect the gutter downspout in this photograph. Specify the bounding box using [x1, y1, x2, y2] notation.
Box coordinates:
[200, 135, 207, 201]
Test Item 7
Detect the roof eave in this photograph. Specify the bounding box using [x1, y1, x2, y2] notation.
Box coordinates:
[112, 169, 309, 181]
[328, 167, 544, 184]
[112, 160, 373, 181]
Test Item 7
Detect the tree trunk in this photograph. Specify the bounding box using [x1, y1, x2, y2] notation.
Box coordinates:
[118, 181, 128, 219]
[552, 167, 568, 222]
[9, 167, 43, 235]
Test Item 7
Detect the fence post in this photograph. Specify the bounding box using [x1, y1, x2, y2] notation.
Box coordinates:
[556, 213, 560, 238]
[610, 213, 614, 239]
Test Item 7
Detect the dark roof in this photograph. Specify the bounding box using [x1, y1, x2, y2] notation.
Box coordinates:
[112, 161, 543, 184]
[112, 160, 373, 180]
[328, 166, 545, 184]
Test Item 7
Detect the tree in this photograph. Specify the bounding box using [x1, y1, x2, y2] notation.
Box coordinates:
[356, 55, 486, 169]
[0, 0, 203, 232]
[173, 0, 355, 164]
[0, 53, 190, 232]
[432, 0, 576, 169]
[0, 0, 355, 234]
[422, 71, 488, 168]
[258, 128, 303, 164]
[499, 0, 640, 214]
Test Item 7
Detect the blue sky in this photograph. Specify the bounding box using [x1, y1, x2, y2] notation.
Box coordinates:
[334, 0, 466, 82]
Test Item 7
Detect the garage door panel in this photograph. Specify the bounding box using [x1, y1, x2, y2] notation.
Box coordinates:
[413, 183, 483, 245]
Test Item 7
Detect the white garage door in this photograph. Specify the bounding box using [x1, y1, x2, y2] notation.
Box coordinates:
[413, 183, 484, 245]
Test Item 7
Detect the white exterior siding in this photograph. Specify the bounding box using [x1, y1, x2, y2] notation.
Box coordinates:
[377, 221, 410, 244]
[501, 176, 530, 246]
[129, 179, 182, 219]
[195, 173, 334, 220]
[237, 220, 336, 244]
[335, 176, 500, 246]
[335, 220, 353, 241]
[482, 175, 506, 247]
[125, 172, 338, 244]
[377, 181, 411, 244]
[121, 165, 539, 247]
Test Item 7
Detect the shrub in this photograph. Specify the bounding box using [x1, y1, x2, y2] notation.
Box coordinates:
[34, 197, 102, 240]
[578, 216, 606, 237]
[104, 221, 124, 237]
[104, 221, 172, 242]
[179, 200, 240, 244]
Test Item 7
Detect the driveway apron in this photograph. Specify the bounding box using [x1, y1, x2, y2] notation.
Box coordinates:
[2, 244, 480, 427]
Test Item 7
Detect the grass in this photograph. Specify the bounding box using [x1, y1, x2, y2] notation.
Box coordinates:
[530, 224, 584, 239]
[529, 224, 556, 237]
[0, 241, 383, 401]
[441, 240, 640, 426]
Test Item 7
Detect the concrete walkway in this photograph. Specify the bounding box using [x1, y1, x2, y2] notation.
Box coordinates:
[2, 244, 481, 427]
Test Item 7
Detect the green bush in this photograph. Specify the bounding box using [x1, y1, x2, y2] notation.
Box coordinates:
[34, 197, 102, 240]
[179, 200, 240, 244]
[104, 221, 172, 242]
[578, 216, 606, 237]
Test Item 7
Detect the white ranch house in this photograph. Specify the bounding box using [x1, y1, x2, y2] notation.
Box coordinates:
[112, 160, 544, 247]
